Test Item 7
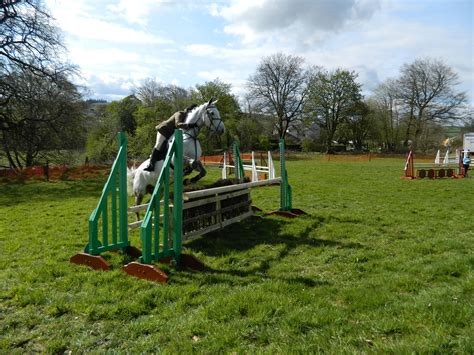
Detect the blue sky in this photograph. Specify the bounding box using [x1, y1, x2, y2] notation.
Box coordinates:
[44, 0, 473, 105]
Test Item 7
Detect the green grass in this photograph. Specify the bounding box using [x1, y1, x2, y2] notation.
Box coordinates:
[1, 158, 473, 352]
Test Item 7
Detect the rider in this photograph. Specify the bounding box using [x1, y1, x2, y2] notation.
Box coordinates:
[143, 103, 198, 172]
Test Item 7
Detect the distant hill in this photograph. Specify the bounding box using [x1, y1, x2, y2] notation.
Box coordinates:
[444, 126, 462, 138]
[85, 99, 108, 104]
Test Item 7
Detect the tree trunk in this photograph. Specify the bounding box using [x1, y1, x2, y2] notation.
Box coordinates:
[26, 150, 34, 167]
[326, 131, 335, 154]
[5, 149, 19, 170]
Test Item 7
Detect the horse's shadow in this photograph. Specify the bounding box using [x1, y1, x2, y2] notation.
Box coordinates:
[177, 214, 363, 287]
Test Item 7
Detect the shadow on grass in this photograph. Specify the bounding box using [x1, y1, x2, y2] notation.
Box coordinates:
[186, 215, 363, 256]
[180, 215, 363, 287]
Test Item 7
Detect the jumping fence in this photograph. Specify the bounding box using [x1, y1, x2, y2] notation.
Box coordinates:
[403, 150, 465, 179]
[71, 130, 305, 282]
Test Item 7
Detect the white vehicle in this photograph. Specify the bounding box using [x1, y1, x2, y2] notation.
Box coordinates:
[463, 133, 474, 152]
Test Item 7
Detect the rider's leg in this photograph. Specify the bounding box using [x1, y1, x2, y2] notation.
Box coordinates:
[144, 133, 167, 172]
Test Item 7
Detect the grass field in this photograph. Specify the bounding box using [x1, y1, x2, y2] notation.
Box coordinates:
[1, 157, 473, 352]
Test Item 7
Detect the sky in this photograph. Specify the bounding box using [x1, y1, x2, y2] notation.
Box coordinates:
[44, 0, 473, 105]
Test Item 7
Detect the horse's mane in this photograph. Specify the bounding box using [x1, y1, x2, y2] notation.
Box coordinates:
[184, 103, 207, 124]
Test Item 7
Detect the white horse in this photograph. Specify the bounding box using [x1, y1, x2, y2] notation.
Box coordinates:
[127, 98, 224, 217]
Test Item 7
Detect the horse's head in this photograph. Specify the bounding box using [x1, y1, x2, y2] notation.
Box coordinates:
[205, 98, 225, 135]
[184, 98, 225, 135]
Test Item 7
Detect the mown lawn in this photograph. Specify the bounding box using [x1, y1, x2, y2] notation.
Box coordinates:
[0, 157, 473, 352]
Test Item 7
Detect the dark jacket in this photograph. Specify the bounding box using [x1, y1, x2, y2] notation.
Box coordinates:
[155, 111, 187, 138]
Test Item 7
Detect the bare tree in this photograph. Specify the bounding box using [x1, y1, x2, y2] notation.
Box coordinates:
[306, 68, 362, 153]
[1, 70, 85, 168]
[135, 78, 161, 106]
[135, 78, 192, 111]
[370, 79, 402, 151]
[397, 58, 467, 149]
[247, 53, 311, 140]
[1, 0, 71, 132]
[1, 0, 64, 73]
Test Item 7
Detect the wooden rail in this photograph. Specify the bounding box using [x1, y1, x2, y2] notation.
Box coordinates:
[184, 178, 281, 200]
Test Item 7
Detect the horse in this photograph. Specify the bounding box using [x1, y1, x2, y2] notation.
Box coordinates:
[127, 98, 225, 219]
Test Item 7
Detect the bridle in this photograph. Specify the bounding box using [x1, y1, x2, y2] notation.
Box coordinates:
[206, 105, 224, 135]
[181, 103, 224, 162]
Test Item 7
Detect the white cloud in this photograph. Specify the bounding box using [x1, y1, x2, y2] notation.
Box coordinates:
[212, 0, 381, 44]
[68, 48, 141, 67]
[44, 0, 471, 105]
[107, 0, 166, 25]
[184, 44, 273, 66]
[196, 69, 245, 85]
[46, 0, 171, 44]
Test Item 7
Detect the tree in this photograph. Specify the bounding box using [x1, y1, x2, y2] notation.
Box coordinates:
[0, 0, 83, 168]
[0, 0, 64, 73]
[247, 53, 311, 140]
[1, 69, 85, 168]
[107, 95, 139, 135]
[135, 78, 161, 106]
[397, 58, 467, 149]
[369, 79, 403, 152]
[306, 68, 362, 153]
[136, 79, 192, 111]
[1, 0, 69, 131]
[339, 101, 372, 151]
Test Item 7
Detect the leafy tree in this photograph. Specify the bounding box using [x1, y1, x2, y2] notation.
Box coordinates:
[86, 96, 170, 161]
[338, 101, 372, 151]
[107, 95, 139, 135]
[247, 53, 311, 140]
[306, 68, 363, 153]
[300, 138, 315, 152]
[129, 99, 174, 157]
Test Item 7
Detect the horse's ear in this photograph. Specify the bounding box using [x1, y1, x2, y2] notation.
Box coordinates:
[213, 98, 218, 105]
[207, 98, 214, 106]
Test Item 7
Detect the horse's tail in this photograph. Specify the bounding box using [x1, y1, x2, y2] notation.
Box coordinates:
[126, 166, 136, 196]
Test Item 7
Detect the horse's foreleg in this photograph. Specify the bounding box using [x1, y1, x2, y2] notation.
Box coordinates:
[189, 161, 207, 184]
[135, 193, 143, 221]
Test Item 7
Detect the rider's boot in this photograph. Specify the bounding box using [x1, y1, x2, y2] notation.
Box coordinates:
[143, 148, 161, 172]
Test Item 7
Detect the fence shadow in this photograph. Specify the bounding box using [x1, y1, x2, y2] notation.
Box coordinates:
[185, 215, 363, 256]
[180, 215, 363, 287]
